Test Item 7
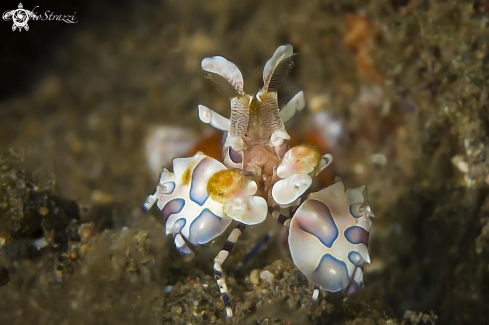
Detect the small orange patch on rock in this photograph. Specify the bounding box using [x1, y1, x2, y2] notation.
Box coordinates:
[207, 170, 245, 202]
[344, 14, 383, 86]
[38, 207, 49, 216]
[78, 222, 95, 241]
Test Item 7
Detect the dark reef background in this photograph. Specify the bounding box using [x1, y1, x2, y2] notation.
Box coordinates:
[1, 0, 488, 324]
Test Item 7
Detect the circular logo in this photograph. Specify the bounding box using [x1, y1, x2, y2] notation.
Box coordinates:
[3, 3, 36, 32]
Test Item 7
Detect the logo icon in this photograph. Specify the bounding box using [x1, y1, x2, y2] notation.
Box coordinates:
[2, 3, 78, 32]
[2, 3, 37, 32]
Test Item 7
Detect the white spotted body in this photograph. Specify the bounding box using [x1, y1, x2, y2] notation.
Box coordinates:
[289, 181, 373, 293]
[155, 153, 231, 254]
[147, 152, 267, 255]
[144, 44, 375, 318]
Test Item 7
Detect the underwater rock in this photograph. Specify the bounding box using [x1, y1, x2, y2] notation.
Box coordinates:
[0, 152, 80, 248]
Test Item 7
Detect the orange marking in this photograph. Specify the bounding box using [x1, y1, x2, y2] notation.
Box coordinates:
[188, 131, 222, 160]
[344, 14, 384, 86]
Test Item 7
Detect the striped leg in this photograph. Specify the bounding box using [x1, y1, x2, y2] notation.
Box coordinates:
[140, 195, 157, 218]
[271, 209, 292, 228]
[142, 193, 158, 212]
[214, 222, 246, 317]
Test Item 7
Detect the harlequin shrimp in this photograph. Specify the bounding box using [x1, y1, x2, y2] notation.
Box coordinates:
[143, 45, 375, 317]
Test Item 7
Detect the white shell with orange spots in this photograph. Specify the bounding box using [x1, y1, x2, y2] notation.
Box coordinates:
[153, 152, 267, 253]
